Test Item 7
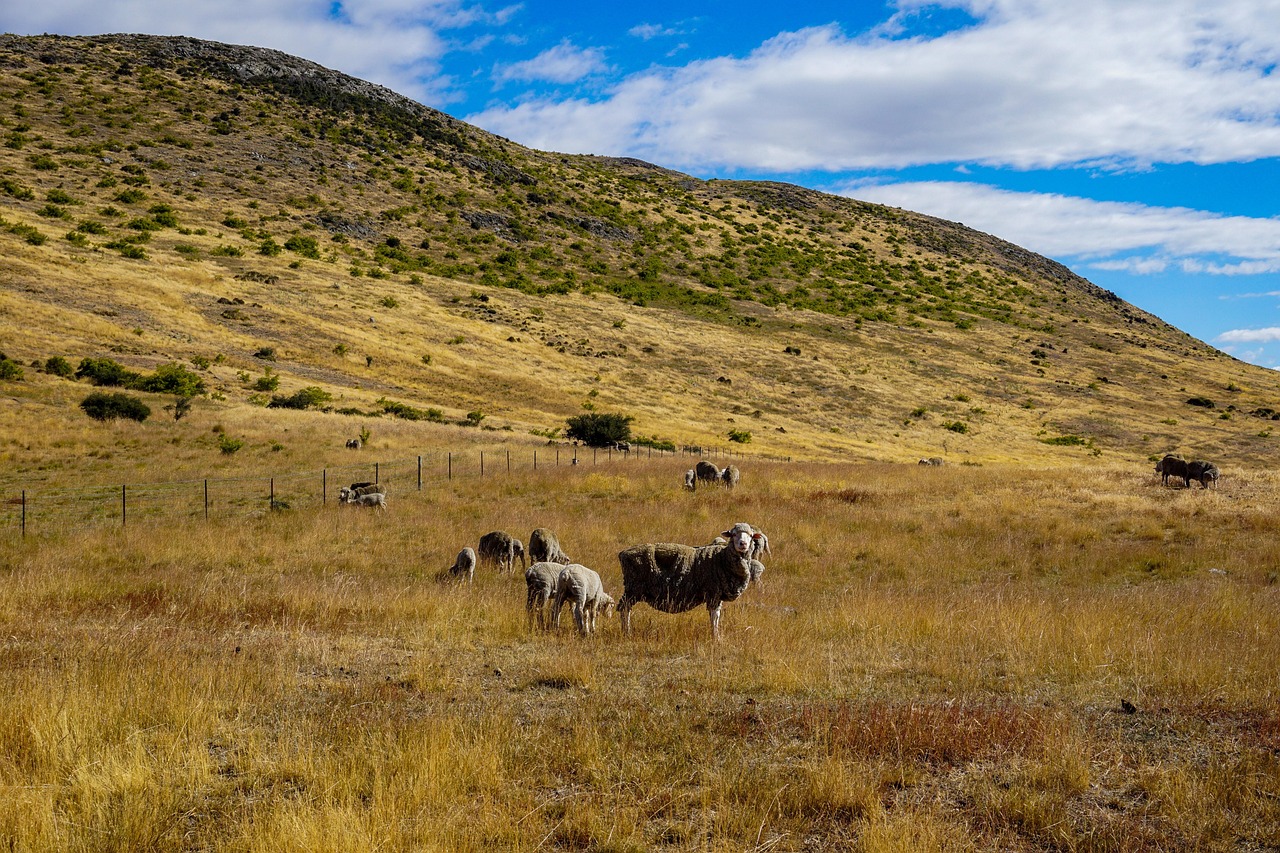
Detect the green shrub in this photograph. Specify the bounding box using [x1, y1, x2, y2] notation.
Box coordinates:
[267, 386, 332, 410]
[728, 429, 752, 444]
[0, 356, 24, 381]
[379, 398, 444, 422]
[80, 391, 150, 422]
[566, 412, 633, 447]
[136, 362, 206, 396]
[284, 235, 320, 259]
[75, 356, 141, 387]
[217, 433, 244, 454]
[44, 356, 74, 377]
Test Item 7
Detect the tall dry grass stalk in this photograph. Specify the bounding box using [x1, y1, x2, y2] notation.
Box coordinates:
[1, 459, 1278, 850]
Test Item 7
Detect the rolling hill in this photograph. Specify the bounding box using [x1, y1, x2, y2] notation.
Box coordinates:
[1, 32, 1277, 487]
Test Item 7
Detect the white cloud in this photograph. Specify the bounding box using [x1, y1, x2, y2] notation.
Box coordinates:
[467, 0, 1280, 172]
[493, 40, 608, 84]
[839, 180, 1280, 274]
[1216, 328, 1280, 344]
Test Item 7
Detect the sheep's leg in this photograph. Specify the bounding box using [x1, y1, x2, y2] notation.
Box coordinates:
[618, 599, 632, 634]
[708, 601, 722, 640]
[573, 600, 587, 634]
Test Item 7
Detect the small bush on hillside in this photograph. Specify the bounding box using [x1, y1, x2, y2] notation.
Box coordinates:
[379, 398, 445, 422]
[76, 357, 141, 387]
[566, 412, 633, 447]
[267, 387, 331, 410]
[136, 362, 205, 396]
[728, 429, 752, 444]
[0, 355, 25, 381]
[44, 356, 74, 378]
[80, 391, 150, 422]
[1186, 396, 1215, 409]
[217, 434, 244, 454]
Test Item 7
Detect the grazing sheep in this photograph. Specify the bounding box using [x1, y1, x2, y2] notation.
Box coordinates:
[720, 465, 741, 489]
[525, 561, 565, 630]
[918, 457, 945, 466]
[478, 530, 527, 573]
[345, 437, 361, 449]
[341, 491, 386, 510]
[617, 522, 763, 640]
[552, 563, 614, 635]
[529, 527, 572, 565]
[1187, 460, 1220, 489]
[338, 482, 384, 502]
[694, 460, 721, 486]
[447, 547, 477, 583]
[683, 469, 697, 491]
[1156, 455, 1189, 487]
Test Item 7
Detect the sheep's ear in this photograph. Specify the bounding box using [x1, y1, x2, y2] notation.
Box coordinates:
[721, 528, 733, 538]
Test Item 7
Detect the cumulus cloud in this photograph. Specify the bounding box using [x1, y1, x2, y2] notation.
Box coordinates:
[840, 180, 1280, 274]
[493, 40, 609, 85]
[467, 0, 1280, 172]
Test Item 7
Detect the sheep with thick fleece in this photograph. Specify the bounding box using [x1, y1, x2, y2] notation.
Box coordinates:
[694, 460, 721, 486]
[477, 530, 527, 573]
[617, 522, 763, 639]
[525, 561, 565, 629]
[683, 469, 697, 491]
[551, 563, 614, 635]
[341, 491, 386, 510]
[529, 527, 572, 565]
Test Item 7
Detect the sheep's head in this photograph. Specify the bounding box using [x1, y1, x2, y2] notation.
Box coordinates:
[722, 523, 756, 556]
[598, 592, 615, 618]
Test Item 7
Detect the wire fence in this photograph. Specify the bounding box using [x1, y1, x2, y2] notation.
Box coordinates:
[3, 444, 788, 539]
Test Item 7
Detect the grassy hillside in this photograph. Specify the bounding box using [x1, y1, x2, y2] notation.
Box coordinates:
[1, 33, 1278, 490]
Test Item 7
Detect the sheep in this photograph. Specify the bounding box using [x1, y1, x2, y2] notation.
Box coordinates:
[525, 561, 565, 630]
[528, 527, 572, 565]
[694, 459, 721, 486]
[918, 457, 945, 466]
[338, 482, 384, 502]
[1187, 460, 1220, 489]
[1156, 455, 1189, 487]
[683, 469, 697, 491]
[720, 465, 741, 489]
[477, 530, 527, 573]
[345, 437, 361, 449]
[447, 546, 476, 583]
[617, 522, 763, 640]
[341, 491, 386, 510]
[551, 563, 614, 635]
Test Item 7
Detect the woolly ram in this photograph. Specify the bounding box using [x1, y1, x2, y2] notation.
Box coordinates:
[617, 522, 763, 639]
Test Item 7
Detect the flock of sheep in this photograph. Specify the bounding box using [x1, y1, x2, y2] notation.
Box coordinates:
[683, 459, 741, 491]
[444, 522, 770, 639]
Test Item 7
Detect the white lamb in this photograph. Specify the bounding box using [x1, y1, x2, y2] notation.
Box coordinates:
[551, 563, 615, 635]
[525, 561, 565, 630]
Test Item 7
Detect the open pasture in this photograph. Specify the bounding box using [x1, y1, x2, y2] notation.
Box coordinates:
[1, 459, 1278, 851]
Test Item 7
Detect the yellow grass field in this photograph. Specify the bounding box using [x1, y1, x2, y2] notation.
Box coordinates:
[2, 458, 1277, 851]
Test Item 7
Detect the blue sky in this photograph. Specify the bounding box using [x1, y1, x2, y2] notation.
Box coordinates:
[7, 1, 1280, 366]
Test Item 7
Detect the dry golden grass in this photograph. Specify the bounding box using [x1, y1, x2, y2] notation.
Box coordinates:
[2, 459, 1278, 851]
